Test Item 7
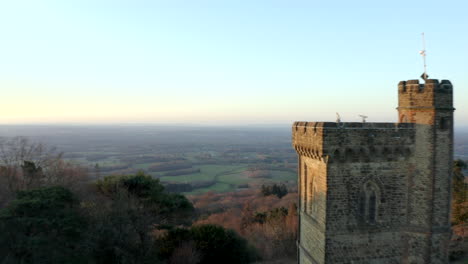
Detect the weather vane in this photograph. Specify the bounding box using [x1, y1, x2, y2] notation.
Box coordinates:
[419, 32, 429, 81]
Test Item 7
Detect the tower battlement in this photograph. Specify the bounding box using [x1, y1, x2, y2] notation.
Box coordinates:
[293, 121, 416, 130]
[292, 122, 415, 164]
[398, 79, 452, 94]
[398, 79, 453, 114]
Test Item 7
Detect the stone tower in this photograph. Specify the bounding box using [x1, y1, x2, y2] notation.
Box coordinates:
[292, 79, 454, 264]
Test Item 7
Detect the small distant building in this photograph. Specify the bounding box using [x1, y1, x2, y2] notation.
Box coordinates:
[292, 79, 454, 263]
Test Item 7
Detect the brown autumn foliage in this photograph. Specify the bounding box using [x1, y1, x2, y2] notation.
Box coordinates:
[241, 203, 297, 260]
[191, 187, 297, 214]
[451, 222, 468, 260]
[192, 188, 298, 261]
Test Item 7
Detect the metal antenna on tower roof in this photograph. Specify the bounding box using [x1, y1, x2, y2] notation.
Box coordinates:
[359, 115, 368, 123]
[420, 32, 429, 81]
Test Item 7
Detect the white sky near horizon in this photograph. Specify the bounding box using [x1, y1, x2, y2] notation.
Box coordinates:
[0, 0, 467, 126]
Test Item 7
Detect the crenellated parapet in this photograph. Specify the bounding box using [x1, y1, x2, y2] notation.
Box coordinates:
[292, 122, 327, 161]
[398, 79, 453, 110]
[398, 79, 452, 94]
[292, 122, 416, 163]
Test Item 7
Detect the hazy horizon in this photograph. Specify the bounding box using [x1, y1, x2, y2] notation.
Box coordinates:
[0, 124, 467, 161]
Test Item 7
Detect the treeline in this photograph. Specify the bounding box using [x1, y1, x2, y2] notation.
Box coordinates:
[164, 168, 201, 176]
[261, 183, 288, 198]
[120, 155, 186, 164]
[165, 181, 216, 193]
[149, 162, 193, 172]
[98, 163, 132, 173]
[0, 138, 259, 264]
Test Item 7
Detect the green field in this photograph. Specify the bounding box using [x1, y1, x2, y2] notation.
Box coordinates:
[159, 164, 246, 183]
[157, 164, 296, 195]
[64, 149, 297, 195]
[160, 164, 249, 194]
[217, 172, 250, 185]
[268, 170, 296, 181]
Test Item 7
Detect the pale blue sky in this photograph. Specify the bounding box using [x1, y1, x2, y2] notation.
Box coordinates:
[1, 0, 467, 125]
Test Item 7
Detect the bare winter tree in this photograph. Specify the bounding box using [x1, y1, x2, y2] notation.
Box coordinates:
[0, 137, 88, 205]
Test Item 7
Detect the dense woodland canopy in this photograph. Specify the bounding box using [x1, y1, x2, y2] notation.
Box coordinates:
[0, 137, 466, 263]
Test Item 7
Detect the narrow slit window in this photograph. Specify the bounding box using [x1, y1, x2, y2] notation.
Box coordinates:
[311, 179, 318, 215]
[309, 179, 313, 214]
[368, 191, 377, 223]
[440, 117, 449, 130]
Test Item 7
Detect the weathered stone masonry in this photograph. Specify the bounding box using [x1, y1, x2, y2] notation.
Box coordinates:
[293, 79, 454, 264]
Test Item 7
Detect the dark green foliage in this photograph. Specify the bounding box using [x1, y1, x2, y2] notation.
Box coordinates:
[0, 186, 88, 264]
[190, 224, 257, 264]
[261, 183, 288, 198]
[86, 197, 160, 264]
[120, 172, 165, 198]
[159, 192, 194, 215]
[95, 171, 194, 225]
[0, 172, 195, 264]
[88, 172, 195, 263]
[158, 224, 259, 264]
[96, 171, 164, 199]
[157, 228, 193, 259]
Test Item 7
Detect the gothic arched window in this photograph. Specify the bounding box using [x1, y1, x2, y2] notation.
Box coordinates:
[359, 181, 380, 224]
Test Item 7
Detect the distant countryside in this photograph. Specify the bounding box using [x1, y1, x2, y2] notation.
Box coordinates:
[1, 125, 467, 194]
[0, 125, 298, 196]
